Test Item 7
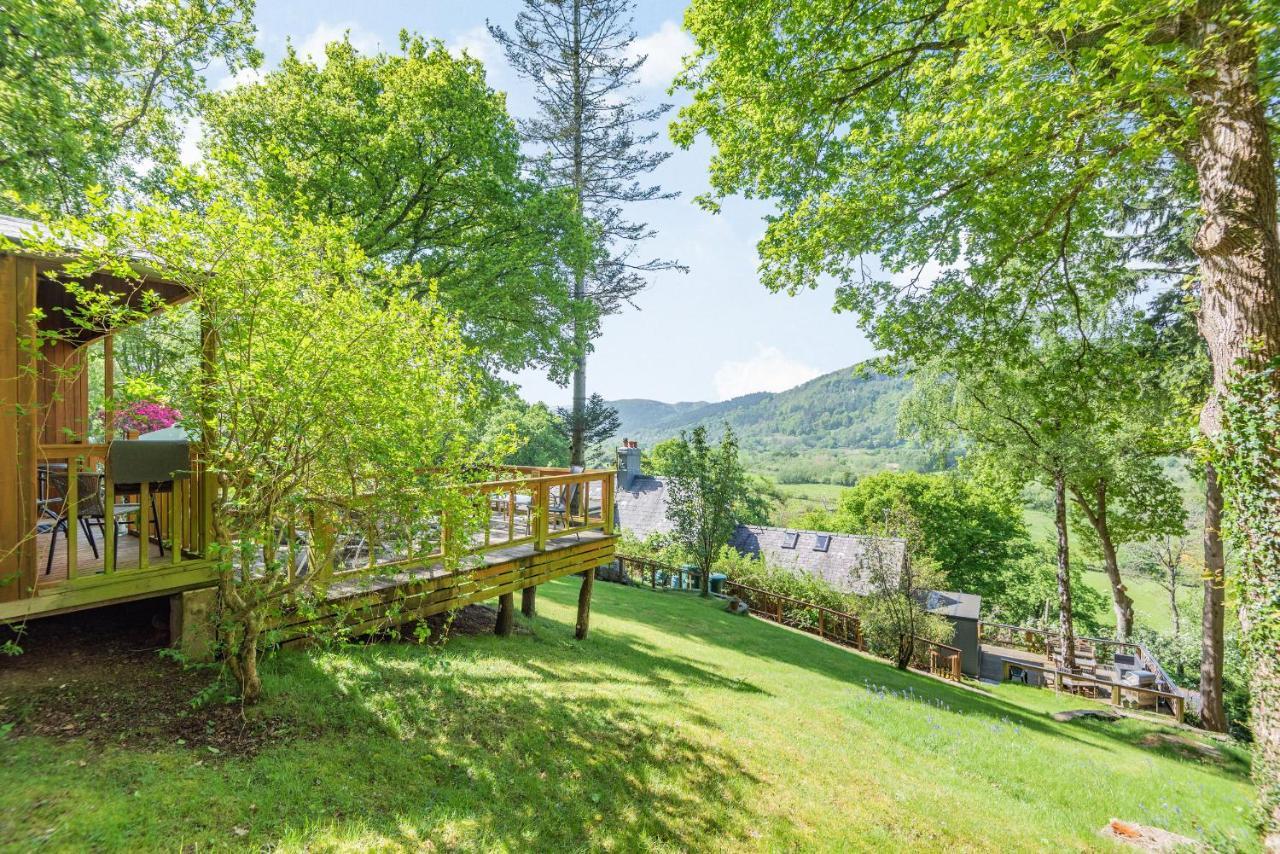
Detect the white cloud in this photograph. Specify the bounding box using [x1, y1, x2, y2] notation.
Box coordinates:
[448, 25, 499, 67]
[714, 346, 821, 401]
[179, 116, 203, 166]
[628, 20, 694, 90]
[296, 21, 381, 66]
[215, 66, 266, 92]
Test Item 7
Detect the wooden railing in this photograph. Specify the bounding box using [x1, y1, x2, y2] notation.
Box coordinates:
[615, 554, 971, 682]
[911, 636, 964, 682]
[999, 659, 1186, 723]
[36, 443, 210, 579]
[35, 446, 615, 588]
[615, 554, 867, 650]
[327, 467, 615, 579]
[979, 620, 1181, 700]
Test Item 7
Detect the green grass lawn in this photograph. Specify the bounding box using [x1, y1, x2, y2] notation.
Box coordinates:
[0, 580, 1256, 852]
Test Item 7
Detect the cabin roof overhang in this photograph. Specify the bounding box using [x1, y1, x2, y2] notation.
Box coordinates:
[2, 214, 188, 345]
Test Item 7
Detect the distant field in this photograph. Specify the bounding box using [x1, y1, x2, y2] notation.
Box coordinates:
[771, 482, 847, 526]
[1022, 506, 1200, 635]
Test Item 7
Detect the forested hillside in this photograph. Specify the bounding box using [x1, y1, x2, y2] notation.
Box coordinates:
[610, 363, 910, 453]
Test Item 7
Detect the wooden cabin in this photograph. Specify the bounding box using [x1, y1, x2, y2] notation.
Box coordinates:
[0, 216, 615, 646]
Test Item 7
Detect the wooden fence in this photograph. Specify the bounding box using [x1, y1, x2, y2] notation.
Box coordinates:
[615, 554, 964, 682]
[979, 620, 1181, 699]
[1000, 659, 1186, 723]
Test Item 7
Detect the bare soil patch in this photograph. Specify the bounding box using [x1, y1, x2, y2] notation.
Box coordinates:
[0, 599, 284, 757]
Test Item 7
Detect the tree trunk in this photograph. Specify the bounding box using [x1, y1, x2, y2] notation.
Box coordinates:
[521, 585, 537, 618]
[568, 0, 588, 469]
[1168, 565, 1180, 639]
[496, 592, 515, 637]
[1053, 471, 1077, 671]
[574, 568, 595, 640]
[228, 614, 262, 704]
[1073, 482, 1134, 638]
[1187, 6, 1280, 836]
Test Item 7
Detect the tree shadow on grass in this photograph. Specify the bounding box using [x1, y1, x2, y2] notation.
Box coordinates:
[238, 637, 761, 851]
[592, 584, 1251, 776]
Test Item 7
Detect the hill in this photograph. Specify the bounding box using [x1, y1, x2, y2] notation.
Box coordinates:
[0, 579, 1253, 850]
[609, 362, 912, 453]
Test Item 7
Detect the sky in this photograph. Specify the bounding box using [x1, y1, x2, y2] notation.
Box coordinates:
[192, 0, 879, 405]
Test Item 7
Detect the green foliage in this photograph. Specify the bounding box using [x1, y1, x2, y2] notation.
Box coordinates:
[555, 393, 621, 450]
[807, 471, 1032, 605]
[1217, 357, 1280, 812]
[711, 546, 852, 613]
[203, 34, 590, 379]
[45, 174, 497, 700]
[0, 0, 258, 212]
[644, 437, 684, 475]
[671, 0, 1269, 358]
[988, 547, 1108, 636]
[479, 396, 569, 469]
[664, 426, 750, 593]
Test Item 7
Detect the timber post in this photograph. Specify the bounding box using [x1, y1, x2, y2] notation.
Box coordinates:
[521, 586, 536, 618]
[496, 592, 514, 637]
[574, 568, 595, 640]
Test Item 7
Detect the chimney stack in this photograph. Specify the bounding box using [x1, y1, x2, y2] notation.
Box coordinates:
[617, 440, 643, 489]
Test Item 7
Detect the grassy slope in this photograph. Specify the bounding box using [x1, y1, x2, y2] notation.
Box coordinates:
[0, 580, 1255, 852]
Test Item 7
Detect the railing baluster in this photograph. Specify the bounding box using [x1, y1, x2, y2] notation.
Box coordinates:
[102, 474, 116, 574]
[171, 478, 182, 565]
[65, 455, 78, 579]
[138, 482, 150, 570]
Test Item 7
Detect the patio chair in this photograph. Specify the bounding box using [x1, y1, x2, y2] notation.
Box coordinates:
[43, 472, 145, 575]
[548, 465, 585, 531]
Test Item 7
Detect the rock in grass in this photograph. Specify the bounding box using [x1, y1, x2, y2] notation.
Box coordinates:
[1052, 708, 1121, 722]
[1101, 818, 1196, 851]
[725, 597, 750, 616]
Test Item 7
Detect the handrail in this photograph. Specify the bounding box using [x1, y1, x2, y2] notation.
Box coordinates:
[34, 445, 617, 586]
[999, 659, 1185, 723]
[978, 620, 1183, 701]
[36, 442, 206, 579]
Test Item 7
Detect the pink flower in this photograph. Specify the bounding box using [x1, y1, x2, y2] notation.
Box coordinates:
[96, 400, 183, 434]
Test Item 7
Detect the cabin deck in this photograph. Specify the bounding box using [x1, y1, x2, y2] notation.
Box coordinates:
[36, 527, 168, 585]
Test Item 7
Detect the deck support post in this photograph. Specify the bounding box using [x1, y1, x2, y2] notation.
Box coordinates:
[574, 569, 595, 640]
[521, 586, 536, 618]
[496, 592, 514, 637]
[170, 588, 218, 663]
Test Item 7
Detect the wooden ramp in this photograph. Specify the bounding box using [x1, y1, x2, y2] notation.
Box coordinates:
[273, 531, 614, 643]
[980, 644, 1048, 683]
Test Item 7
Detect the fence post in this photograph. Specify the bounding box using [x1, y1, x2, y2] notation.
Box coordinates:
[775, 599, 783, 623]
[533, 481, 548, 552]
[951, 654, 961, 681]
[818, 610, 825, 639]
[1110, 684, 1121, 705]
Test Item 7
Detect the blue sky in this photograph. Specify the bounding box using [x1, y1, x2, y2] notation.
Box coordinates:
[192, 0, 878, 404]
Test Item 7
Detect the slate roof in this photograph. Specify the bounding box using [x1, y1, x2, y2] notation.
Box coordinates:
[922, 589, 982, 621]
[614, 474, 676, 539]
[729, 524, 907, 596]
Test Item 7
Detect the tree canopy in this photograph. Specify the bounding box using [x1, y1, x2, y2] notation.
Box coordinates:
[0, 0, 258, 212]
[802, 470, 1031, 605]
[203, 34, 591, 379]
